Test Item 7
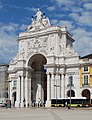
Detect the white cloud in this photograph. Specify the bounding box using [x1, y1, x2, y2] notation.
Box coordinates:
[47, 6, 56, 11]
[72, 28, 92, 56]
[71, 7, 84, 13]
[0, 23, 27, 63]
[69, 13, 80, 21]
[52, 0, 91, 13]
[54, 0, 92, 4]
[78, 12, 92, 26]
[51, 19, 75, 31]
[3, 3, 38, 13]
[19, 24, 27, 31]
[59, 20, 75, 31]
[83, 3, 92, 10]
[51, 19, 58, 25]
[5, 4, 22, 9]
[69, 11, 92, 27]
[0, 4, 3, 9]
[0, 23, 18, 33]
[25, 7, 37, 12]
[54, 0, 75, 5]
[72, 28, 92, 37]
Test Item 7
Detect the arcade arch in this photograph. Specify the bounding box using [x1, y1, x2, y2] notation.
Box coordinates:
[27, 54, 47, 104]
[82, 89, 90, 99]
[67, 90, 75, 97]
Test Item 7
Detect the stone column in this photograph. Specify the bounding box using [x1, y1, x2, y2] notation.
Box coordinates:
[25, 71, 28, 107]
[60, 74, 62, 98]
[47, 72, 51, 101]
[51, 73, 55, 98]
[57, 73, 60, 98]
[62, 74, 65, 98]
[54, 74, 56, 98]
[54, 74, 57, 99]
[29, 77, 31, 106]
[46, 72, 51, 107]
[9, 79, 12, 101]
[15, 76, 21, 107]
[21, 76, 24, 107]
[62, 74, 64, 98]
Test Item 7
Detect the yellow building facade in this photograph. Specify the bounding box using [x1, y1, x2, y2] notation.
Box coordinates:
[80, 65, 92, 87]
[80, 54, 92, 100]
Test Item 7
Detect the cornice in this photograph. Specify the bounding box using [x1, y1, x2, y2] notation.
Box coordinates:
[8, 67, 26, 74]
[79, 63, 92, 67]
[45, 63, 80, 68]
[18, 26, 63, 41]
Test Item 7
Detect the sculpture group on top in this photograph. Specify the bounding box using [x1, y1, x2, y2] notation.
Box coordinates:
[28, 9, 50, 31]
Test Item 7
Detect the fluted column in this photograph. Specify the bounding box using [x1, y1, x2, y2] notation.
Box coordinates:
[62, 74, 65, 98]
[47, 72, 51, 101]
[51, 73, 55, 98]
[54, 73, 61, 99]
[60, 74, 62, 98]
[57, 73, 61, 98]
[25, 71, 28, 107]
[9, 79, 12, 103]
[15, 75, 21, 107]
[21, 76, 25, 107]
[29, 77, 31, 106]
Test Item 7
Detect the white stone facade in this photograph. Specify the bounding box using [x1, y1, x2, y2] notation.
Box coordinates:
[8, 9, 92, 107]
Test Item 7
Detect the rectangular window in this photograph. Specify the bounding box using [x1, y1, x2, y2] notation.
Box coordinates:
[84, 66, 88, 72]
[84, 75, 88, 85]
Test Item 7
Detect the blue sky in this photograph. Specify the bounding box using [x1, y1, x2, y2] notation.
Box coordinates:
[0, 0, 92, 63]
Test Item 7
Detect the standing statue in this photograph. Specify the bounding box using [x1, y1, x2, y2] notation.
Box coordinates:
[34, 9, 43, 22]
[27, 9, 51, 31]
[27, 17, 35, 30]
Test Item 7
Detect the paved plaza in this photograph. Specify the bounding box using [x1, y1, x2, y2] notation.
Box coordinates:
[0, 107, 92, 120]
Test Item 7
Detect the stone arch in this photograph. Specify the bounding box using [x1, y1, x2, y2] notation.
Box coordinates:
[26, 52, 47, 67]
[27, 53, 47, 103]
[82, 89, 90, 99]
[67, 90, 75, 97]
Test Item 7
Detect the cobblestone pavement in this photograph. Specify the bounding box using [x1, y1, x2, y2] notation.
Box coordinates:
[0, 107, 92, 120]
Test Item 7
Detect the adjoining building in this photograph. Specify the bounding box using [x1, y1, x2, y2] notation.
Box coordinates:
[0, 64, 9, 103]
[8, 9, 92, 107]
[80, 54, 92, 100]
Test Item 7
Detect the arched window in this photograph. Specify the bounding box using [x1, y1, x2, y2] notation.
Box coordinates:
[82, 89, 90, 99]
[67, 90, 75, 97]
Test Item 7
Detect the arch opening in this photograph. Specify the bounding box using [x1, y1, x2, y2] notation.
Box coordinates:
[82, 89, 90, 99]
[28, 54, 47, 104]
[67, 90, 75, 97]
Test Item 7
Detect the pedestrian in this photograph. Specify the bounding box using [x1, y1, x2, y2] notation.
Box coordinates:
[19, 102, 21, 108]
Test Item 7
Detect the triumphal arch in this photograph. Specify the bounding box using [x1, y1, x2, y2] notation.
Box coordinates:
[8, 9, 79, 107]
